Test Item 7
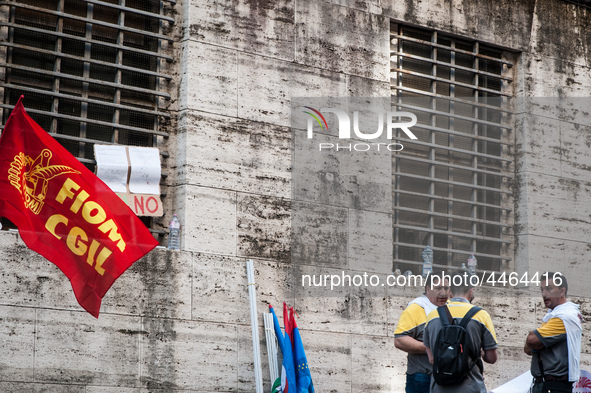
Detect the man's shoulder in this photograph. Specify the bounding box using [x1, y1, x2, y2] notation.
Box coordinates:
[426, 307, 441, 323]
[537, 317, 567, 338]
[460, 305, 493, 327]
[406, 297, 426, 308]
[468, 306, 497, 343]
[401, 301, 428, 319]
[426, 303, 490, 323]
[472, 307, 493, 322]
[551, 302, 583, 325]
[445, 303, 496, 334]
[395, 300, 429, 336]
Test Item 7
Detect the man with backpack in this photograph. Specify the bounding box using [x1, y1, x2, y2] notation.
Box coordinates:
[394, 273, 451, 393]
[423, 270, 498, 393]
[523, 272, 581, 393]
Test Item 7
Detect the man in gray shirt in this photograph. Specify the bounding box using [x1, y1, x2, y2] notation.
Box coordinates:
[394, 273, 450, 393]
[524, 272, 582, 393]
[423, 270, 498, 393]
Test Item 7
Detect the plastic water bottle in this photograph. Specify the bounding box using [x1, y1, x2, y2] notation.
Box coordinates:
[422, 245, 433, 277]
[168, 214, 181, 250]
[467, 254, 477, 275]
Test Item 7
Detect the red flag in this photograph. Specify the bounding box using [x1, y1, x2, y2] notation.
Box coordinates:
[284, 302, 295, 345]
[0, 96, 158, 317]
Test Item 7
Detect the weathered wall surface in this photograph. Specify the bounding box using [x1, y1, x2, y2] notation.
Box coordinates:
[2, 0, 591, 392]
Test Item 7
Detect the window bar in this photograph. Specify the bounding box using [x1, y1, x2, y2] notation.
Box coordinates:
[50, 0, 63, 135]
[446, 39, 457, 268]
[395, 206, 511, 227]
[390, 32, 514, 66]
[501, 53, 513, 272]
[0, 61, 171, 96]
[112, 0, 124, 145]
[393, 23, 402, 268]
[395, 225, 511, 244]
[399, 138, 512, 163]
[394, 156, 401, 268]
[392, 86, 512, 108]
[479, 53, 490, 255]
[395, 155, 512, 179]
[0, 81, 169, 116]
[395, 244, 511, 259]
[1, 2, 171, 42]
[153, 0, 164, 148]
[393, 52, 512, 82]
[84, 0, 174, 22]
[394, 189, 511, 211]
[470, 42, 479, 260]
[3, 5, 15, 123]
[0, 22, 174, 61]
[79, 2, 93, 160]
[0, 6, 6, 114]
[394, 102, 512, 131]
[397, 173, 510, 194]
[428, 30, 436, 254]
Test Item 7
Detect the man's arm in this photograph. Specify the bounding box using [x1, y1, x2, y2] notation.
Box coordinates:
[523, 342, 533, 356]
[394, 336, 427, 354]
[479, 311, 498, 364]
[482, 348, 497, 364]
[524, 330, 545, 354]
[426, 346, 433, 364]
[525, 317, 565, 355]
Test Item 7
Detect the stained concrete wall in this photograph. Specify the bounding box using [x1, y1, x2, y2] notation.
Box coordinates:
[2, 0, 591, 392]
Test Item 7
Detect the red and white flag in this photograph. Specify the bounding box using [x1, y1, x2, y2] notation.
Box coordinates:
[0, 96, 158, 317]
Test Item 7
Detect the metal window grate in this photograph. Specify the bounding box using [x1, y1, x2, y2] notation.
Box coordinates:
[0, 0, 173, 165]
[0, 0, 173, 234]
[390, 23, 516, 274]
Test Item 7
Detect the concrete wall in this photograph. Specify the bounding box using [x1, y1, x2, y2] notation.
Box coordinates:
[2, 0, 591, 392]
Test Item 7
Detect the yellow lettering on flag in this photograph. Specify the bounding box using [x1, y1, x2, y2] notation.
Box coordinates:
[98, 219, 126, 252]
[45, 214, 68, 239]
[54, 177, 127, 252]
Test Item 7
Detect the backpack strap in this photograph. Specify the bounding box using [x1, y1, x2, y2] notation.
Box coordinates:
[437, 305, 454, 326]
[458, 306, 482, 329]
[458, 306, 484, 374]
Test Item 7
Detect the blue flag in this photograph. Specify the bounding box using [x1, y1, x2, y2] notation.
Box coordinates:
[270, 305, 296, 393]
[293, 324, 314, 393]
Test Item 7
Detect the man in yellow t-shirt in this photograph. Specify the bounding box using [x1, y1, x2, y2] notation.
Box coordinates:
[524, 272, 582, 393]
[394, 273, 450, 393]
[423, 270, 498, 393]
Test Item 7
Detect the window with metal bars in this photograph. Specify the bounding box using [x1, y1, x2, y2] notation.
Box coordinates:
[0, 0, 174, 234]
[390, 23, 516, 274]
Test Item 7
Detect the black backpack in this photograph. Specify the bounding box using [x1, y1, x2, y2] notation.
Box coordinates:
[432, 305, 484, 386]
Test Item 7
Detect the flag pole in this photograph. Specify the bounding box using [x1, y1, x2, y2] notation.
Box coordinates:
[246, 259, 264, 393]
[263, 312, 280, 384]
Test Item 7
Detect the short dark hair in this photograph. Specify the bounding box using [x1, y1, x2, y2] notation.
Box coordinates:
[425, 270, 448, 291]
[425, 272, 438, 290]
[542, 272, 568, 296]
[449, 269, 473, 296]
